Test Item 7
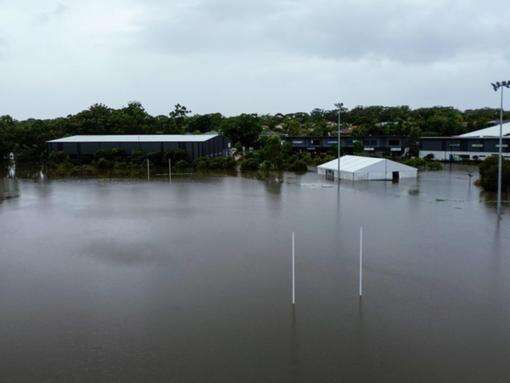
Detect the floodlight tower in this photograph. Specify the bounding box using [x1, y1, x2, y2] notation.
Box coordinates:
[491, 81, 510, 218]
[334, 102, 344, 182]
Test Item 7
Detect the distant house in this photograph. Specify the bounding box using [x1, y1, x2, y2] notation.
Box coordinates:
[317, 155, 417, 181]
[419, 123, 510, 161]
[47, 134, 230, 161]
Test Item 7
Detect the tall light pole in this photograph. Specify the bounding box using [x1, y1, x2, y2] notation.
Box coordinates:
[334, 102, 344, 182]
[491, 81, 509, 218]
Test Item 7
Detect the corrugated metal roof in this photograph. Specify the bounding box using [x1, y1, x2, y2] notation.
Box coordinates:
[47, 134, 218, 143]
[317, 155, 416, 173]
[458, 122, 510, 138]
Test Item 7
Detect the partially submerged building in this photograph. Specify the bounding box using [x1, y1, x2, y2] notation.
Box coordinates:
[47, 134, 229, 161]
[284, 135, 414, 157]
[419, 123, 510, 161]
[317, 155, 417, 181]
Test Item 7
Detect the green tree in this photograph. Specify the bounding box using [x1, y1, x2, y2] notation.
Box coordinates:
[187, 113, 224, 133]
[220, 114, 262, 148]
[169, 104, 191, 129]
[260, 136, 284, 169]
[479, 156, 510, 192]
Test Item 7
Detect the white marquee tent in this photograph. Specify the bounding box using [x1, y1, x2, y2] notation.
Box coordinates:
[317, 155, 417, 181]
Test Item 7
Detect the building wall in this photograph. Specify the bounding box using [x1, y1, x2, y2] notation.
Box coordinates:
[48, 135, 230, 161]
[419, 137, 510, 161]
[419, 150, 510, 161]
[285, 136, 354, 151]
[285, 136, 413, 157]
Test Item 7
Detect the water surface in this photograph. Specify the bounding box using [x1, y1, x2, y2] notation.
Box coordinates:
[1, 167, 509, 382]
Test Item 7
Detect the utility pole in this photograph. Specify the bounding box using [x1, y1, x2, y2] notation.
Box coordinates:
[335, 102, 344, 182]
[491, 81, 509, 218]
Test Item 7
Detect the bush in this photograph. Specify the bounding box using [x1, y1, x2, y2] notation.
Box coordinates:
[95, 157, 113, 170]
[48, 150, 70, 165]
[131, 149, 146, 164]
[195, 157, 210, 170]
[81, 165, 97, 176]
[53, 162, 73, 176]
[289, 159, 308, 173]
[259, 160, 272, 172]
[479, 156, 510, 192]
[221, 157, 236, 170]
[403, 157, 427, 168]
[195, 156, 236, 171]
[175, 160, 190, 170]
[240, 158, 260, 171]
[427, 161, 443, 171]
[403, 157, 442, 171]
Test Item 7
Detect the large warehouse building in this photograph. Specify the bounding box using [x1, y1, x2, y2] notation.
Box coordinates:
[318, 155, 417, 181]
[419, 123, 510, 161]
[47, 134, 230, 161]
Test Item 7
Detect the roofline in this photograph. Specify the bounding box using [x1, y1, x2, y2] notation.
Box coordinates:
[47, 134, 219, 143]
[422, 136, 510, 139]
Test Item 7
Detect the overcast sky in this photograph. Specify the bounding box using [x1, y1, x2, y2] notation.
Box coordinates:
[1, 0, 509, 119]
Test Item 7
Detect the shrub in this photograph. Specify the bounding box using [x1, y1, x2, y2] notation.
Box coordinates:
[259, 160, 272, 172]
[81, 165, 96, 177]
[48, 150, 70, 165]
[53, 162, 73, 176]
[195, 157, 210, 170]
[95, 157, 113, 170]
[131, 149, 146, 164]
[175, 160, 190, 170]
[479, 156, 510, 192]
[240, 158, 260, 171]
[220, 157, 236, 170]
[427, 161, 443, 171]
[403, 157, 442, 171]
[403, 157, 427, 168]
[289, 159, 308, 173]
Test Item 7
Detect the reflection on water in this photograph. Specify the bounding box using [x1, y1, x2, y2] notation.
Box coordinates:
[0, 166, 509, 382]
[0, 177, 19, 200]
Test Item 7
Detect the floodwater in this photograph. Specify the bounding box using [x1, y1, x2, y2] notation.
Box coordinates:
[1, 167, 510, 382]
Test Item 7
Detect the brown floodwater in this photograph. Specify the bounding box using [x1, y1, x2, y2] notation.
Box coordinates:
[1, 166, 509, 382]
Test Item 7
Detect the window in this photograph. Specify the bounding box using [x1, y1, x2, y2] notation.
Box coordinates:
[388, 139, 400, 146]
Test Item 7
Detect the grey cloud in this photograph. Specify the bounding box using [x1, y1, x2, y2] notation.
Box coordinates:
[35, 2, 69, 24]
[136, 0, 510, 63]
[0, 35, 6, 59]
[1, 0, 509, 119]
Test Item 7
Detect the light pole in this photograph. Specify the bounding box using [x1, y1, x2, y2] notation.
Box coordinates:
[491, 81, 510, 218]
[334, 102, 344, 182]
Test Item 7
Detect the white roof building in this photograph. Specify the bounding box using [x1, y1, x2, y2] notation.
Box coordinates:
[47, 134, 218, 143]
[317, 155, 417, 181]
[457, 122, 510, 138]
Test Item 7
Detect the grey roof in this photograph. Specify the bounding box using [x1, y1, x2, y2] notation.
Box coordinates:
[48, 134, 218, 143]
[318, 155, 417, 173]
[458, 122, 510, 138]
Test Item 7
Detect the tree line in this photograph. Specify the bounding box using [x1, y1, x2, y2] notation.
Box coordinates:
[1, 102, 508, 163]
